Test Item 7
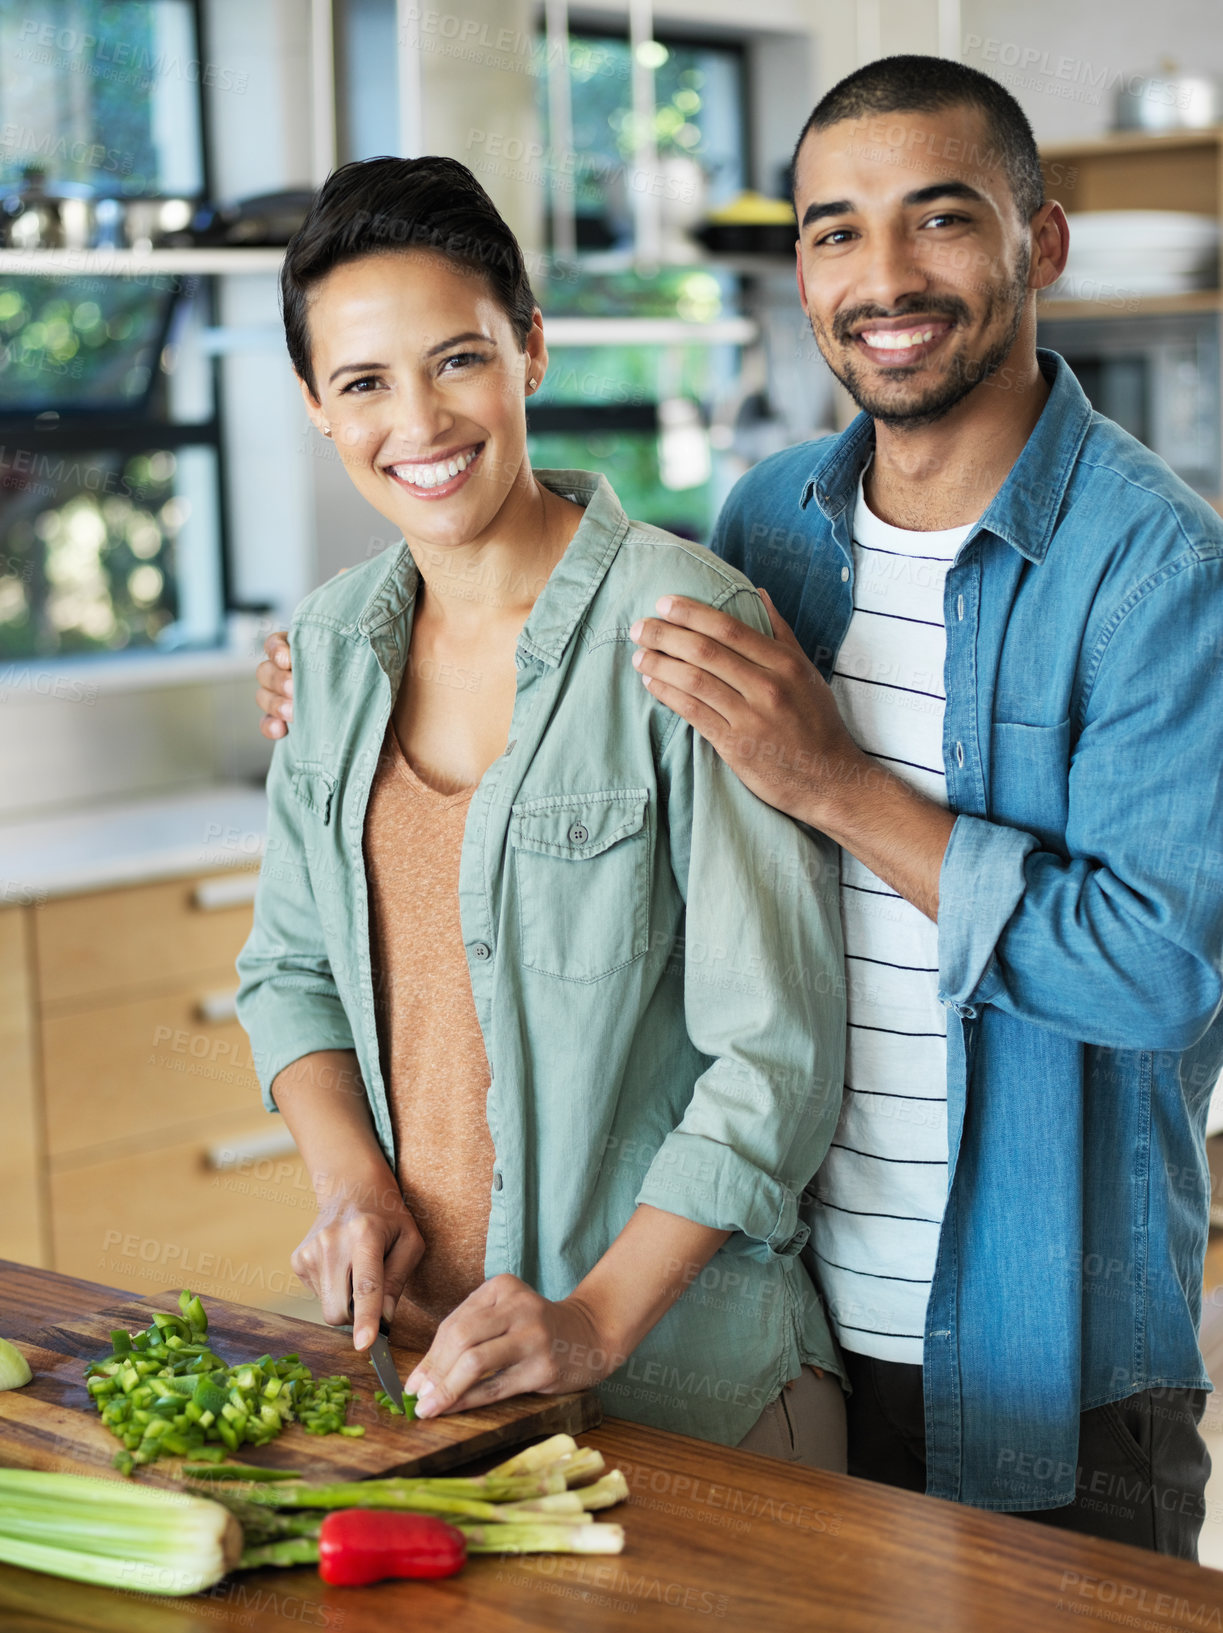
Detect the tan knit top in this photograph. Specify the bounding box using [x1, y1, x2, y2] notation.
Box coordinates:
[364, 722, 495, 1352]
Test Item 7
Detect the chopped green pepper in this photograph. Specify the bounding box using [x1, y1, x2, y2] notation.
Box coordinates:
[84, 1291, 359, 1473]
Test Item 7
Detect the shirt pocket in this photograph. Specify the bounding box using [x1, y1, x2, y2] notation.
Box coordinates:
[510, 787, 651, 982]
[289, 761, 337, 824]
[989, 717, 1071, 844]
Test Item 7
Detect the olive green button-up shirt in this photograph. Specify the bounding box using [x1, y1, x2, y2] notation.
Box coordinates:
[235, 471, 846, 1444]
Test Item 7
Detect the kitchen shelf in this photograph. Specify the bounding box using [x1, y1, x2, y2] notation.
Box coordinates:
[567, 249, 794, 276]
[533, 316, 758, 346]
[1036, 126, 1223, 506]
[1038, 289, 1223, 321]
[0, 247, 286, 276]
[0, 247, 796, 283]
[1041, 123, 1223, 217]
[1040, 124, 1223, 161]
[196, 315, 760, 354]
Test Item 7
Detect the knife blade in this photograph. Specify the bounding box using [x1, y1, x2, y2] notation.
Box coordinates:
[367, 1320, 405, 1413]
[346, 1295, 405, 1412]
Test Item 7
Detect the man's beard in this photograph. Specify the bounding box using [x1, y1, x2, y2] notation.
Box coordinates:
[811, 245, 1031, 430]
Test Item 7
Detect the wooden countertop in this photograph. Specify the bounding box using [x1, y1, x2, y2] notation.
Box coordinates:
[3, 1263, 1223, 1631]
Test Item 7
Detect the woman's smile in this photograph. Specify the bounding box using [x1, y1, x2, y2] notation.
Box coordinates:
[385, 441, 485, 499]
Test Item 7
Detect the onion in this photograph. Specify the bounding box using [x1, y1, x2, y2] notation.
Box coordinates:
[0, 1337, 31, 1391]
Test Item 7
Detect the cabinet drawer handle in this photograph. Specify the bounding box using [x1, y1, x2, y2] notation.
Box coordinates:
[196, 988, 240, 1024]
[193, 874, 258, 912]
[206, 1127, 299, 1171]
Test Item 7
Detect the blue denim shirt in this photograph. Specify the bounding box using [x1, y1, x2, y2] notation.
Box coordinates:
[711, 352, 1223, 1510]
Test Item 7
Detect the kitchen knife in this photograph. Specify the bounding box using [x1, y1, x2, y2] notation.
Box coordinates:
[366, 1319, 405, 1413]
[346, 1297, 405, 1412]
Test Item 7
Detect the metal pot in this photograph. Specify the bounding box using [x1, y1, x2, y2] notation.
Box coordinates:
[0, 186, 196, 251]
[119, 197, 195, 250]
[1114, 72, 1223, 132]
[1, 170, 62, 249]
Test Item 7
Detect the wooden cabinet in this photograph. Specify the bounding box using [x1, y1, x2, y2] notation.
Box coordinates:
[0, 907, 46, 1268]
[41, 985, 260, 1158]
[33, 873, 263, 1006]
[50, 1119, 317, 1318]
[1, 870, 320, 1320]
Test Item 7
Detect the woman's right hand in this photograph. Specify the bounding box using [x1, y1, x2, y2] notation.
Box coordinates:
[292, 1178, 425, 1351]
[256, 631, 294, 740]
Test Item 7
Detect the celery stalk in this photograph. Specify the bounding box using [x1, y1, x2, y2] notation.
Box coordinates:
[0, 1470, 241, 1595]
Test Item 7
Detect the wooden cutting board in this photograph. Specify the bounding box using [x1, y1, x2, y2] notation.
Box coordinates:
[0, 1265, 600, 1487]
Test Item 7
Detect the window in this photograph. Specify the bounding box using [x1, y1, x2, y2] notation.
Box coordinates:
[539, 28, 747, 250]
[530, 27, 751, 540]
[0, 0, 205, 197]
[0, 0, 223, 662]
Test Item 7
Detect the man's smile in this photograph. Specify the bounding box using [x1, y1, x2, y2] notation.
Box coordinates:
[852, 316, 956, 368]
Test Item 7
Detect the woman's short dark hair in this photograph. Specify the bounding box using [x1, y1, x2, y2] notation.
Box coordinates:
[790, 55, 1045, 223]
[282, 155, 537, 397]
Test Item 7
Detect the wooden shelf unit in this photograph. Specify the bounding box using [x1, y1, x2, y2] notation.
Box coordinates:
[1038, 288, 1223, 321]
[1038, 124, 1223, 318]
[1040, 124, 1223, 220]
[1035, 126, 1223, 513]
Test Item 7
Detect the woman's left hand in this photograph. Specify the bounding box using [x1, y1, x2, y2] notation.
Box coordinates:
[403, 1275, 621, 1417]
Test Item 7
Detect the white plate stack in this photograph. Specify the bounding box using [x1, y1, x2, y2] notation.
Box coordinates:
[1050, 211, 1220, 303]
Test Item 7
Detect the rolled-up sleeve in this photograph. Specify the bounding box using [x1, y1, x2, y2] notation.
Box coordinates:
[235, 741, 356, 1110]
[938, 815, 1037, 1012]
[635, 588, 847, 1256]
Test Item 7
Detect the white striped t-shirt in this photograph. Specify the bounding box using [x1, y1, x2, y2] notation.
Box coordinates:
[811, 474, 973, 1365]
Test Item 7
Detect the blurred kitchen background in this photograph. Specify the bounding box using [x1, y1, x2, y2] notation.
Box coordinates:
[3, 0, 1223, 808]
[3, 0, 1223, 1550]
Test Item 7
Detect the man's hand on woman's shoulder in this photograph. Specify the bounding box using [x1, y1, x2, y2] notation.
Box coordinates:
[256, 630, 294, 739]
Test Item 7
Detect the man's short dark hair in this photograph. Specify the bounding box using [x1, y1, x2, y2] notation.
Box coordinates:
[789, 55, 1045, 223]
[282, 155, 537, 397]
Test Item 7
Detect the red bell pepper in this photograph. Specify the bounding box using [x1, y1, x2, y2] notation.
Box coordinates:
[317, 1509, 468, 1586]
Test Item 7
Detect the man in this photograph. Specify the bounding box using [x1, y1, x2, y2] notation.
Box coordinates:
[255, 57, 1223, 1556]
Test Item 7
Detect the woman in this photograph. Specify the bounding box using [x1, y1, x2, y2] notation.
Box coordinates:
[236, 155, 847, 1464]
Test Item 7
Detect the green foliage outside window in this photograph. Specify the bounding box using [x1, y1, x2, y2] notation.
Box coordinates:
[0, 0, 193, 194]
[0, 449, 183, 658]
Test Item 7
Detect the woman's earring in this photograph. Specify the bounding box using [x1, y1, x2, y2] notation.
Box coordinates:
[322, 425, 333, 438]
[527, 377, 537, 393]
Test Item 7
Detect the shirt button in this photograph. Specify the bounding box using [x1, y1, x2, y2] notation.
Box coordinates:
[492, 1170, 503, 1192]
[955, 741, 965, 768]
[472, 942, 492, 961]
[568, 822, 589, 844]
[840, 566, 850, 582]
[956, 594, 965, 621]
[504, 739, 516, 755]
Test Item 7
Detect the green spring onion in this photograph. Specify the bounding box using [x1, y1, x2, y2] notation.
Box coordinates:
[189, 1433, 630, 1570]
